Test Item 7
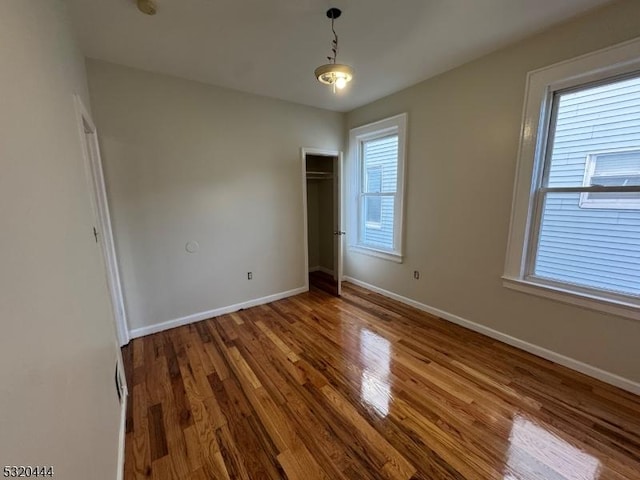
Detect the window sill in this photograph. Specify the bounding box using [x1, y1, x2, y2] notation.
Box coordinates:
[349, 245, 403, 263]
[502, 276, 640, 322]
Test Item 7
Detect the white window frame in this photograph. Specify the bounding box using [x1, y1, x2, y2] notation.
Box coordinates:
[579, 148, 640, 210]
[348, 113, 407, 263]
[504, 37, 640, 322]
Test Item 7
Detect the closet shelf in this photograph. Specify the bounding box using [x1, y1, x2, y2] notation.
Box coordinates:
[306, 171, 333, 180]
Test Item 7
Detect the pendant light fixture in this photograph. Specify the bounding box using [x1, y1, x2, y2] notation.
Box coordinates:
[314, 8, 353, 93]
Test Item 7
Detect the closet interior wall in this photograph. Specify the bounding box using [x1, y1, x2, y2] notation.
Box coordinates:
[306, 155, 335, 275]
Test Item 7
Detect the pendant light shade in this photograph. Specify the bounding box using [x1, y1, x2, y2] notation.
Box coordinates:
[315, 8, 353, 93]
[314, 64, 353, 89]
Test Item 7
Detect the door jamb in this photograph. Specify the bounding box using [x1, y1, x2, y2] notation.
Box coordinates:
[74, 95, 129, 346]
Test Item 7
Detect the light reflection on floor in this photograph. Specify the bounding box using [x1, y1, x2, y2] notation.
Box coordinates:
[359, 329, 392, 417]
[505, 415, 601, 480]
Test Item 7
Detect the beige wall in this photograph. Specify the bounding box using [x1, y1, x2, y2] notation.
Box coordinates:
[86, 60, 344, 331]
[0, 1, 122, 477]
[345, 0, 640, 384]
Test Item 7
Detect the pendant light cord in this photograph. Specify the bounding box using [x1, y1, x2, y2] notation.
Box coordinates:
[329, 14, 338, 64]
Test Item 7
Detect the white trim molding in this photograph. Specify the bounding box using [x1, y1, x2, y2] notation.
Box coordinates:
[343, 275, 640, 396]
[129, 286, 307, 339]
[349, 245, 403, 263]
[116, 385, 128, 480]
[503, 277, 640, 322]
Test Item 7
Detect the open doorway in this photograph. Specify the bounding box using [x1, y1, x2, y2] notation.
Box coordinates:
[302, 148, 343, 296]
[74, 95, 129, 346]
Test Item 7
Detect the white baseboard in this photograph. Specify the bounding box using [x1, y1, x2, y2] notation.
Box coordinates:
[309, 266, 334, 275]
[343, 276, 640, 396]
[116, 386, 128, 480]
[129, 286, 308, 339]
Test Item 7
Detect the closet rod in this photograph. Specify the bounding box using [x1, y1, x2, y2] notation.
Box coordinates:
[306, 171, 333, 179]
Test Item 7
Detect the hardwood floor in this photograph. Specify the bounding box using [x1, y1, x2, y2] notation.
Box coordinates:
[309, 270, 339, 296]
[122, 281, 640, 480]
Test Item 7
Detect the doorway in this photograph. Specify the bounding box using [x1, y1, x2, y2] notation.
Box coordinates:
[302, 148, 343, 296]
[74, 95, 129, 346]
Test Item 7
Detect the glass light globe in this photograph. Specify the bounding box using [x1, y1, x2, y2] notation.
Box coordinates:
[335, 76, 348, 89]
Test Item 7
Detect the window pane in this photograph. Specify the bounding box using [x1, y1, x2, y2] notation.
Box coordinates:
[546, 76, 640, 188]
[366, 166, 382, 193]
[582, 152, 640, 207]
[592, 150, 640, 181]
[363, 135, 398, 193]
[365, 196, 381, 225]
[535, 192, 640, 296]
[590, 174, 640, 187]
[583, 189, 640, 203]
[362, 196, 395, 250]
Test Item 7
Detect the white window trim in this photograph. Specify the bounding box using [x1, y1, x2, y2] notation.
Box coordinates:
[579, 148, 640, 210]
[504, 36, 640, 322]
[349, 245, 404, 263]
[348, 113, 407, 262]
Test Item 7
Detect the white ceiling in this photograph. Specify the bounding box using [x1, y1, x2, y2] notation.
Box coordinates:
[66, 0, 613, 112]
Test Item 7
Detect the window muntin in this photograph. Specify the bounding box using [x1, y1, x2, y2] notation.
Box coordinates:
[530, 74, 640, 298]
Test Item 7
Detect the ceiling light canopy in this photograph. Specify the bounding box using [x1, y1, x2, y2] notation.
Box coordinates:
[137, 0, 156, 15]
[314, 8, 353, 93]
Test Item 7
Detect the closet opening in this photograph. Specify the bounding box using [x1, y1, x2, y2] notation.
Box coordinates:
[302, 149, 343, 296]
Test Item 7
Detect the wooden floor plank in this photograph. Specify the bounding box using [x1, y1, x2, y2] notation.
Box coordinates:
[130, 383, 152, 479]
[123, 277, 640, 480]
[209, 372, 284, 479]
[148, 403, 169, 461]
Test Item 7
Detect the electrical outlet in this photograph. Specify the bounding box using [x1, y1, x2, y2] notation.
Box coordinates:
[413, 270, 420, 280]
[247, 272, 253, 280]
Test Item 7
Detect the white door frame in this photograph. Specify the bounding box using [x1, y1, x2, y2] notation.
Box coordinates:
[301, 147, 344, 295]
[74, 95, 129, 346]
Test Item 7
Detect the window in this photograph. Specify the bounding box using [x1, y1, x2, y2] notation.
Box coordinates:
[579, 150, 640, 209]
[349, 114, 407, 262]
[504, 38, 640, 320]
